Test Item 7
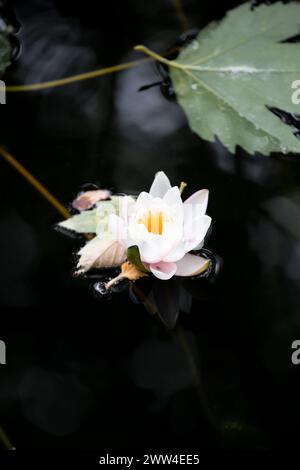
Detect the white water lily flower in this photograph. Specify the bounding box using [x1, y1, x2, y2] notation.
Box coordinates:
[107, 171, 212, 280]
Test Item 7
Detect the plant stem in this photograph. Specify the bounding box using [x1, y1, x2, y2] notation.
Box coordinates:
[0, 426, 15, 450]
[179, 181, 187, 194]
[0, 147, 71, 219]
[171, 0, 189, 32]
[105, 273, 124, 290]
[132, 283, 217, 431]
[173, 326, 218, 432]
[2, 47, 180, 92]
[3, 58, 151, 92]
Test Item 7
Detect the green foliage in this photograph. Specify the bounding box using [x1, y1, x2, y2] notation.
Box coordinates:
[58, 197, 123, 234]
[170, 2, 300, 155]
[127, 245, 149, 273]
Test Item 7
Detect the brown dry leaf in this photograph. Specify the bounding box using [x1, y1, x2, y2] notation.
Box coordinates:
[105, 262, 148, 290]
[72, 190, 111, 211]
[120, 261, 148, 281]
[76, 237, 126, 274]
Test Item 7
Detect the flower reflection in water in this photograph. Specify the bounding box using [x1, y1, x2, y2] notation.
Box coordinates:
[128, 248, 221, 328]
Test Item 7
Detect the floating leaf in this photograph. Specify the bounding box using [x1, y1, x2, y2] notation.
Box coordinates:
[59, 208, 100, 233]
[58, 196, 122, 234]
[167, 2, 300, 155]
[72, 189, 111, 211]
[76, 237, 126, 274]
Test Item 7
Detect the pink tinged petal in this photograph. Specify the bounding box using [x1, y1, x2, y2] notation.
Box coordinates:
[184, 215, 212, 252]
[149, 171, 171, 198]
[175, 254, 210, 277]
[72, 190, 111, 211]
[184, 189, 209, 215]
[149, 261, 177, 280]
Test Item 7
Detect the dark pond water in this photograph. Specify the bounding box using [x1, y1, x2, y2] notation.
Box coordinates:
[0, 0, 300, 451]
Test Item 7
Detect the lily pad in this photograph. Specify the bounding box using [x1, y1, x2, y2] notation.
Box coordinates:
[58, 196, 123, 234]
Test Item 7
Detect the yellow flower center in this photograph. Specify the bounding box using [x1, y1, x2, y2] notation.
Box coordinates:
[139, 210, 166, 235]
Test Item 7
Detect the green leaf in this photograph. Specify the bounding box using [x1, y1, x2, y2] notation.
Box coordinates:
[169, 2, 300, 155]
[127, 246, 149, 273]
[58, 196, 123, 234]
[0, 33, 11, 73]
[58, 208, 99, 233]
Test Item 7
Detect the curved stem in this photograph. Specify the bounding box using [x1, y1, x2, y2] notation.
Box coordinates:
[132, 283, 217, 431]
[171, 0, 189, 32]
[173, 325, 218, 432]
[3, 58, 150, 92]
[0, 147, 71, 219]
[0, 426, 15, 450]
[2, 47, 181, 93]
[105, 273, 125, 290]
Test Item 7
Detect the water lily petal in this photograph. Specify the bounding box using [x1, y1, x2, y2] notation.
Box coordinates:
[120, 196, 136, 222]
[175, 253, 210, 277]
[108, 214, 127, 241]
[191, 239, 205, 251]
[163, 186, 183, 208]
[162, 240, 187, 262]
[137, 239, 162, 264]
[149, 261, 177, 280]
[149, 171, 171, 198]
[135, 191, 153, 209]
[184, 215, 212, 252]
[184, 189, 209, 215]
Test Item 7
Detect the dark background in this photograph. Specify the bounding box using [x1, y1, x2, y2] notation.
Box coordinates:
[0, 0, 299, 450]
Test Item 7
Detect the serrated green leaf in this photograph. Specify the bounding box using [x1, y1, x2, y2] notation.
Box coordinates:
[58, 208, 99, 233]
[169, 2, 300, 155]
[0, 33, 10, 73]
